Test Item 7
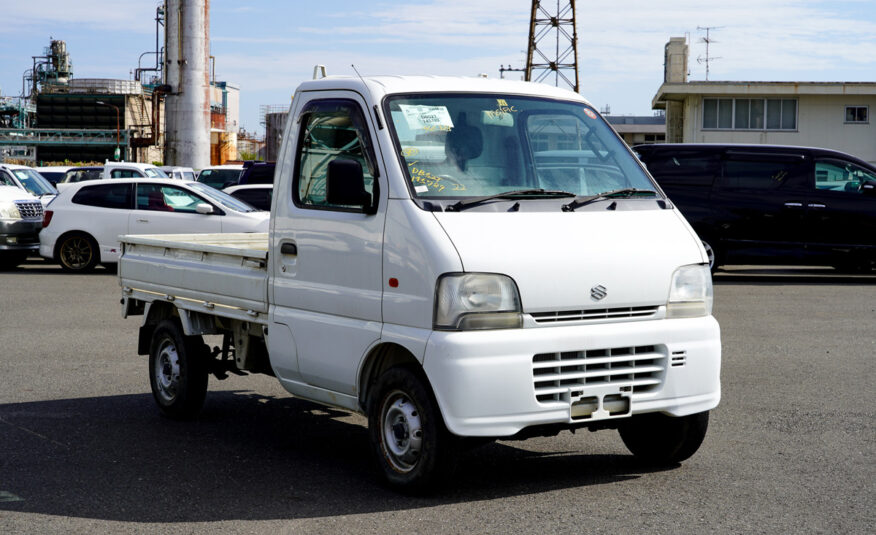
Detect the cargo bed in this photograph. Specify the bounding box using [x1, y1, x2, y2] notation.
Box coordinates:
[119, 232, 269, 324]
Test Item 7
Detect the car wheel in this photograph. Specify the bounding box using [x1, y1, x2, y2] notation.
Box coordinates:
[57, 233, 99, 272]
[148, 319, 209, 420]
[618, 411, 709, 465]
[701, 239, 720, 273]
[367, 366, 457, 493]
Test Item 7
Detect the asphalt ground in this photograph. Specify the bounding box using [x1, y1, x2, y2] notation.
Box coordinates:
[0, 259, 873, 534]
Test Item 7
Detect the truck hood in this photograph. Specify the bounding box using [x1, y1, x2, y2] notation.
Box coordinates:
[433, 208, 705, 313]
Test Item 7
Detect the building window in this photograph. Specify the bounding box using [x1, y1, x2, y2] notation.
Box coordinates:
[845, 106, 868, 124]
[703, 98, 796, 131]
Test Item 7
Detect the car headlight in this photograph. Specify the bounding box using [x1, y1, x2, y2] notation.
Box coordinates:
[0, 201, 22, 220]
[666, 264, 713, 318]
[435, 273, 523, 330]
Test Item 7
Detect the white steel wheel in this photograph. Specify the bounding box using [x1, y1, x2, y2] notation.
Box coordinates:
[367, 366, 457, 493]
[380, 391, 425, 473]
[148, 319, 209, 419]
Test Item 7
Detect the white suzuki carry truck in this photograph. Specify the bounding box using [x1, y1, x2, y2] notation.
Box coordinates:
[119, 75, 720, 492]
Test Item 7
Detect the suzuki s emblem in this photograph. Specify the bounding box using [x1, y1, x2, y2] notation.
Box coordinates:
[590, 285, 607, 301]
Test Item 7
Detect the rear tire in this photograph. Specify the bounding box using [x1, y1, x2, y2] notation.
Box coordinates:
[148, 319, 209, 419]
[367, 366, 457, 493]
[618, 411, 709, 465]
[57, 232, 99, 272]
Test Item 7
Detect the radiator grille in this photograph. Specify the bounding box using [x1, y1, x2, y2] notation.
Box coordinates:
[14, 200, 43, 220]
[532, 345, 665, 403]
[530, 306, 659, 324]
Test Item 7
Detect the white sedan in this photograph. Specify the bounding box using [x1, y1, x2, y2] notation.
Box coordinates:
[40, 178, 269, 272]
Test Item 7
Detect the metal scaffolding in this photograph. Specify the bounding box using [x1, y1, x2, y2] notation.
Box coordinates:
[525, 0, 579, 93]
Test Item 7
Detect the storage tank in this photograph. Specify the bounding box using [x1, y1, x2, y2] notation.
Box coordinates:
[164, 0, 210, 169]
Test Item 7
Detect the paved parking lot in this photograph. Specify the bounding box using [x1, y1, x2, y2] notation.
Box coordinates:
[1, 259, 873, 534]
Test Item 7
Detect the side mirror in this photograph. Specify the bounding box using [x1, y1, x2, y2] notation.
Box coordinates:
[861, 179, 876, 197]
[326, 159, 373, 212]
[195, 203, 214, 215]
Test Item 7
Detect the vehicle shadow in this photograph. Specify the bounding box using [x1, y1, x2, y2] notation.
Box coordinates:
[0, 391, 663, 522]
[3, 257, 117, 276]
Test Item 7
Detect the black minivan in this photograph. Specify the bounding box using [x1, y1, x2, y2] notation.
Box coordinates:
[634, 144, 876, 272]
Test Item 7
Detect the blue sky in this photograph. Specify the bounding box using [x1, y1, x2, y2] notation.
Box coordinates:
[1, 0, 874, 134]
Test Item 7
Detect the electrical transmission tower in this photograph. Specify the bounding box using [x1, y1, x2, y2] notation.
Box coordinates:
[525, 0, 579, 92]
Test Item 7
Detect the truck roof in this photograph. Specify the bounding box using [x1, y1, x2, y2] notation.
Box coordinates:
[296, 75, 593, 105]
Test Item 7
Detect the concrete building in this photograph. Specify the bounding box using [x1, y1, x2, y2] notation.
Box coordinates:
[605, 115, 666, 146]
[652, 37, 876, 164]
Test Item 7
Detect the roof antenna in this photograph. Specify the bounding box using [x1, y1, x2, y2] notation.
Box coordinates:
[351, 64, 365, 83]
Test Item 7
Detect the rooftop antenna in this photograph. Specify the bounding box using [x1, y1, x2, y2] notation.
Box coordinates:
[696, 26, 723, 81]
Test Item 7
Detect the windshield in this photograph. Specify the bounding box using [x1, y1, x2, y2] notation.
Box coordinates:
[188, 182, 258, 212]
[145, 167, 169, 178]
[385, 94, 655, 201]
[197, 168, 242, 188]
[10, 168, 58, 196]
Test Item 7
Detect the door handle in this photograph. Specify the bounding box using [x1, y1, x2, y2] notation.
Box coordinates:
[280, 242, 297, 255]
[807, 203, 826, 209]
[783, 202, 803, 208]
[136, 218, 149, 223]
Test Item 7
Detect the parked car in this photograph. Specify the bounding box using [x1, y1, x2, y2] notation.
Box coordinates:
[40, 178, 270, 272]
[238, 161, 275, 185]
[35, 165, 73, 185]
[223, 184, 272, 211]
[59, 166, 103, 186]
[0, 185, 44, 269]
[0, 163, 58, 207]
[159, 166, 196, 180]
[634, 143, 876, 272]
[103, 161, 168, 179]
[196, 164, 244, 189]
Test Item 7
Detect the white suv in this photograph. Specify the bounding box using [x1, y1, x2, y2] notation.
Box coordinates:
[40, 178, 270, 272]
[0, 185, 44, 269]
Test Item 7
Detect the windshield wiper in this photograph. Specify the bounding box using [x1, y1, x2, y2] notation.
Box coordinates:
[561, 188, 657, 212]
[446, 189, 575, 211]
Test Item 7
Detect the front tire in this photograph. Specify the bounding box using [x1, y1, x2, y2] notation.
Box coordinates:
[367, 366, 456, 493]
[148, 319, 209, 419]
[618, 411, 709, 465]
[57, 232, 99, 272]
[701, 239, 720, 273]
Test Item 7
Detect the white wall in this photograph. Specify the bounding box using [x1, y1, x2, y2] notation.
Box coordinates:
[683, 94, 876, 163]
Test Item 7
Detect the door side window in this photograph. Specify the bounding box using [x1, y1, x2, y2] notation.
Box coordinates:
[719, 157, 805, 190]
[641, 152, 719, 186]
[815, 159, 876, 194]
[293, 99, 377, 210]
[111, 169, 141, 178]
[137, 184, 205, 213]
[71, 183, 133, 209]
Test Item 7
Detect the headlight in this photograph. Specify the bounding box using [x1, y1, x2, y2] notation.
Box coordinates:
[666, 264, 713, 318]
[0, 201, 22, 220]
[435, 273, 522, 330]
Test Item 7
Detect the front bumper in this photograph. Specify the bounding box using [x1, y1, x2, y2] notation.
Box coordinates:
[423, 315, 721, 437]
[0, 219, 41, 252]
